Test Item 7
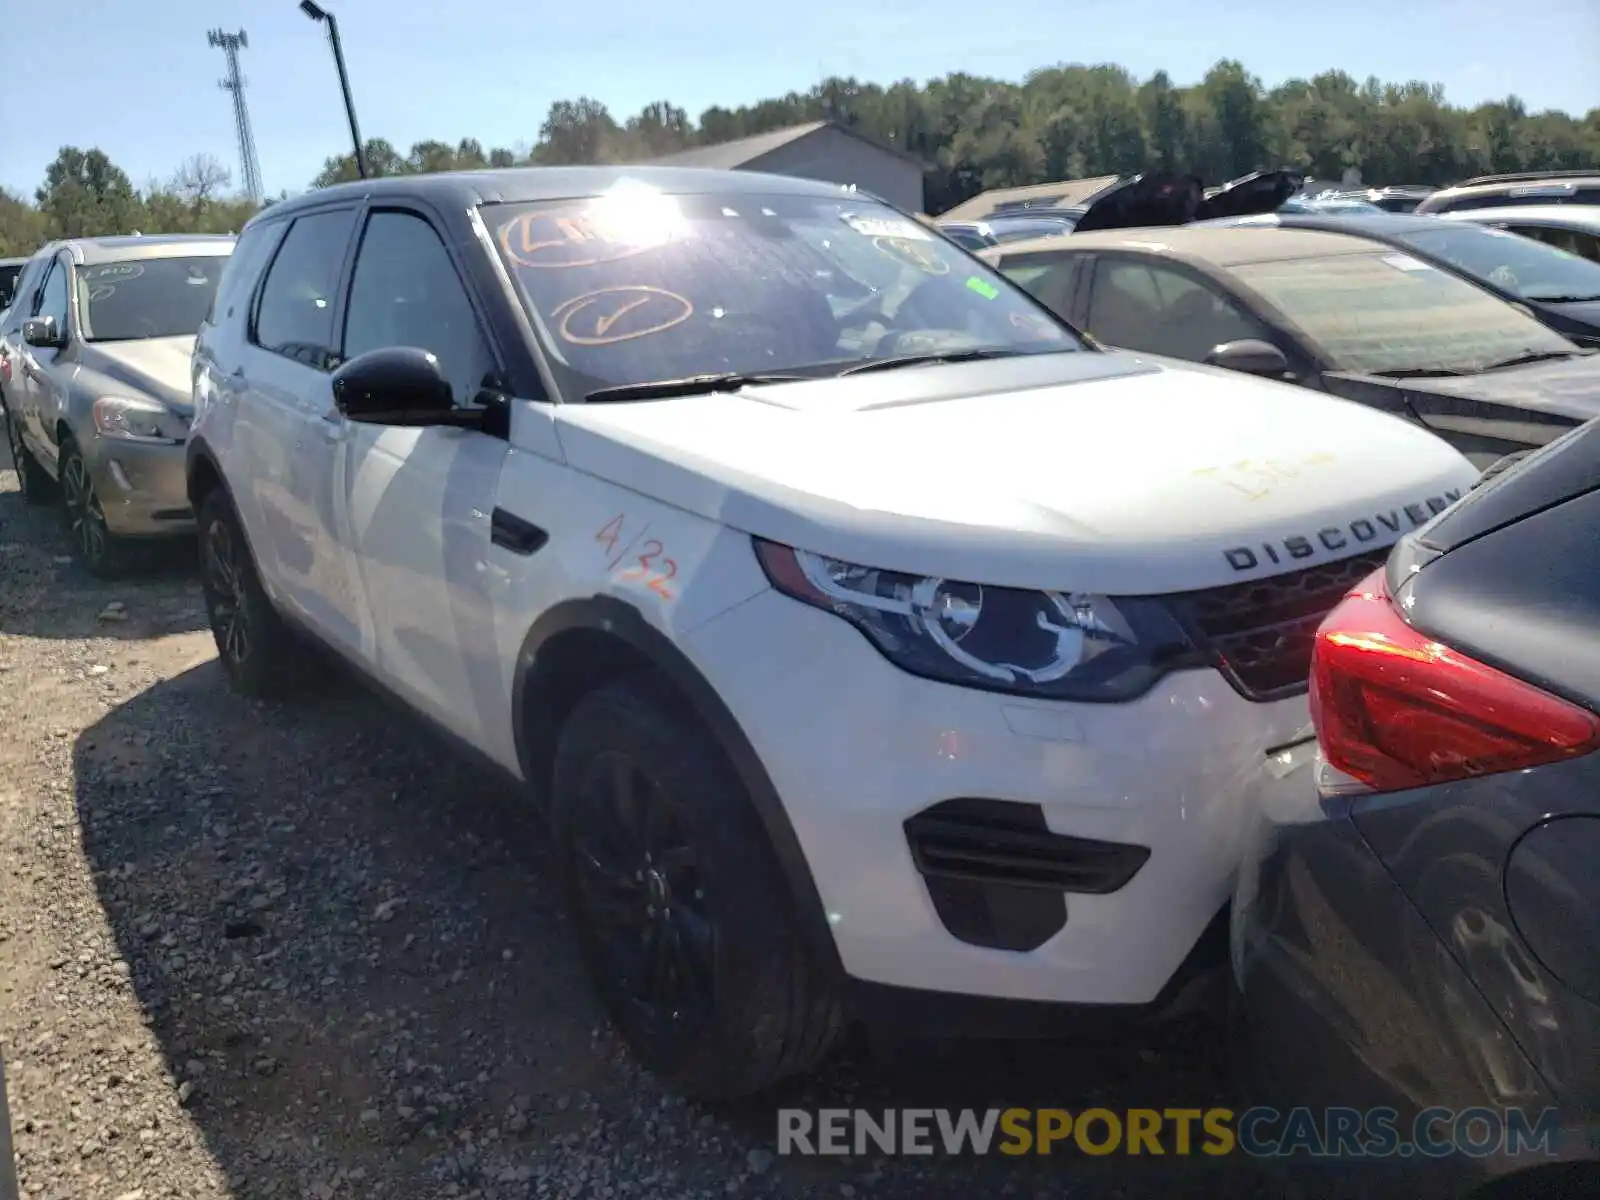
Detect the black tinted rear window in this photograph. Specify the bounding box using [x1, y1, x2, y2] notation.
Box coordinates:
[1438, 188, 1600, 213]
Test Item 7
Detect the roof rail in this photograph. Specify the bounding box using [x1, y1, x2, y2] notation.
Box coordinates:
[1459, 169, 1600, 187]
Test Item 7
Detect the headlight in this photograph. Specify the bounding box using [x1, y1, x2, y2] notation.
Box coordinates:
[753, 539, 1199, 701]
[91, 396, 187, 444]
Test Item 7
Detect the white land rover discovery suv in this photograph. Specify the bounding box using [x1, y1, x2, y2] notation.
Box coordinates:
[187, 166, 1480, 1099]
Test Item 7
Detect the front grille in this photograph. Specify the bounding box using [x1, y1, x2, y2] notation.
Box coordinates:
[1165, 549, 1388, 701]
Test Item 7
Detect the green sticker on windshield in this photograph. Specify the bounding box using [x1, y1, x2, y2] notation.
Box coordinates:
[965, 276, 1000, 300]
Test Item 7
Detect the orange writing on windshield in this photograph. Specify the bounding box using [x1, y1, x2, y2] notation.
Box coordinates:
[552, 286, 693, 345]
[499, 211, 654, 269]
[873, 236, 950, 276]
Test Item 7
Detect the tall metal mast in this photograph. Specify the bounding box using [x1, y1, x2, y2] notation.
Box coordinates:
[208, 28, 265, 204]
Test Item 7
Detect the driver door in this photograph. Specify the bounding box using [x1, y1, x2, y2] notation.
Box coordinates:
[335, 205, 514, 763]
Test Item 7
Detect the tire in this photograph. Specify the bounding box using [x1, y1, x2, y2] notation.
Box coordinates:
[3, 406, 55, 504]
[552, 673, 845, 1099]
[197, 486, 312, 699]
[1473, 449, 1532, 489]
[58, 438, 129, 577]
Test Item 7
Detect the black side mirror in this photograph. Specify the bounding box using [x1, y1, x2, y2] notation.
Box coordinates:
[1205, 338, 1290, 378]
[22, 316, 64, 349]
[331, 347, 469, 426]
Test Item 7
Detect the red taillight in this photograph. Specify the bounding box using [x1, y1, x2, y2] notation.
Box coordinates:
[1309, 568, 1600, 794]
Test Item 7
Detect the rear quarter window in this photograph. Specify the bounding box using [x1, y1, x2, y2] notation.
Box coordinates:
[208, 222, 286, 330]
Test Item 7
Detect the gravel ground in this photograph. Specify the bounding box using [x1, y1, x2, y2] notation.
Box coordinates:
[1, 437, 1282, 1200]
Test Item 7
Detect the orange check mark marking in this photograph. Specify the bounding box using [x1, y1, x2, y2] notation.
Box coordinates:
[594, 296, 653, 338]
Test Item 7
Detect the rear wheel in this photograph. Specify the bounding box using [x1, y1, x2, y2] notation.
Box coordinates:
[552, 673, 844, 1099]
[3, 407, 54, 504]
[198, 487, 312, 699]
[59, 439, 127, 577]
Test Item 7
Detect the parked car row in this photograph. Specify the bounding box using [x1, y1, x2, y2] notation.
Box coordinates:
[2, 164, 1595, 1198]
[0, 235, 235, 574]
[981, 190, 1600, 469]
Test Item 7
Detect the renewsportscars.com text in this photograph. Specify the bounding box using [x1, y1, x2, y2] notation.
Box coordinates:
[777, 1106, 1562, 1160]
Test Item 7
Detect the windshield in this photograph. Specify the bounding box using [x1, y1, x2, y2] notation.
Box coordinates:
[1397, 224, 1600, 303]
[486, 185, 1082, 395]
[74, 255, 228, 341]
[1229, 250, 1577, 376]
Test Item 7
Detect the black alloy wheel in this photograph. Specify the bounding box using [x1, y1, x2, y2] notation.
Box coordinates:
[4, 407, 54, 503]
[567, 750, 718, 1041]
[59, 441, 119, 574]
[6, 411, 28, 492]
[196, 488, 308, 698]
[202, 510, 251, 669]
[551, 675, 846, 1098]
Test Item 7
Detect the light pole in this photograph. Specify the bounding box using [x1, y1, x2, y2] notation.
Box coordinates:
[298, 1, 368, 180]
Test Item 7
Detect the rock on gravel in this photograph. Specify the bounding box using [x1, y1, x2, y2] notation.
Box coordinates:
[1, 443, 1278, 1199]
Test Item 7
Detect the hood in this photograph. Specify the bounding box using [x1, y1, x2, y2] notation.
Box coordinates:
[1394, 350, 1600, 421]
[78, 336, 195, 412]
[1322, 352, 1600, 449]
[1072, 169, 1304, 233]
[551, 351, 1479, 596]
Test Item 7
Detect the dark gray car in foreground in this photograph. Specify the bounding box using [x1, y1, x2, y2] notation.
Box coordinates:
[0, 1048, 17, 1200]
[1232, 423, 1600, 1199]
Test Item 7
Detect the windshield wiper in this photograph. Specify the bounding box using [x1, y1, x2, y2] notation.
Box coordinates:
[583, 372, 811, 403]
[1368, 366, 1471, 379]
[1521, 293, 1600, 304]
[1478, 349, 1591, 372]
[836, 348, 1026, 376]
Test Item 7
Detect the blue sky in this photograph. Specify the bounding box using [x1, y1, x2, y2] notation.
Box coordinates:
[2, 0, 1595, 199]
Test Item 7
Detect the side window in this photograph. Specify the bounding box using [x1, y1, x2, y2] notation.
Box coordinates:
[253, 209, 358, 369]
[1507, 225, 1600, 264]
[1087, 259, 1268, 360]
[1000, 257, 1077, 318]
[1, 262, 43, 333]
[34, 260, 68, 328]
[341, 210, 496, 406]
[208, 222, 286, 328]
[1570, 232, 1600, 264]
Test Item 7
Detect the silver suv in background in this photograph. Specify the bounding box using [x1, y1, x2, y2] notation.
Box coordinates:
[0, 235, 234, 574]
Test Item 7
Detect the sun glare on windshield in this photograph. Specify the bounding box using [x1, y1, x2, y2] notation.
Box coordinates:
[584, 182, 689, 252]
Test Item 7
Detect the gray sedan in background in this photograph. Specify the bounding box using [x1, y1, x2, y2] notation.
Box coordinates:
[0, 234, 234, 575]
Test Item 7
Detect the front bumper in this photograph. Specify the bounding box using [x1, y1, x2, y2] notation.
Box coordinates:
[84, 433, 195, 536]
[684, 588, 1320, 1007]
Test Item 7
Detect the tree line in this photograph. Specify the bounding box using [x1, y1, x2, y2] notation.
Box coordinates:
[4, 58, 1599, 258]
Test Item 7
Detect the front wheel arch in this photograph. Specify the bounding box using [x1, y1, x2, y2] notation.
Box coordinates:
[186, 437, 228, 513]
[513, 597, 842, 979]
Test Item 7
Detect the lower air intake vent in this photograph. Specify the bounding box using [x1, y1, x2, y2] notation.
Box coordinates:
[904, 799, 1152, 952]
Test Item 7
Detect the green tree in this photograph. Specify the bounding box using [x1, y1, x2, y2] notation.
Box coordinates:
[35, 147, 141, 239]
[10, 57, 1600, 233]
